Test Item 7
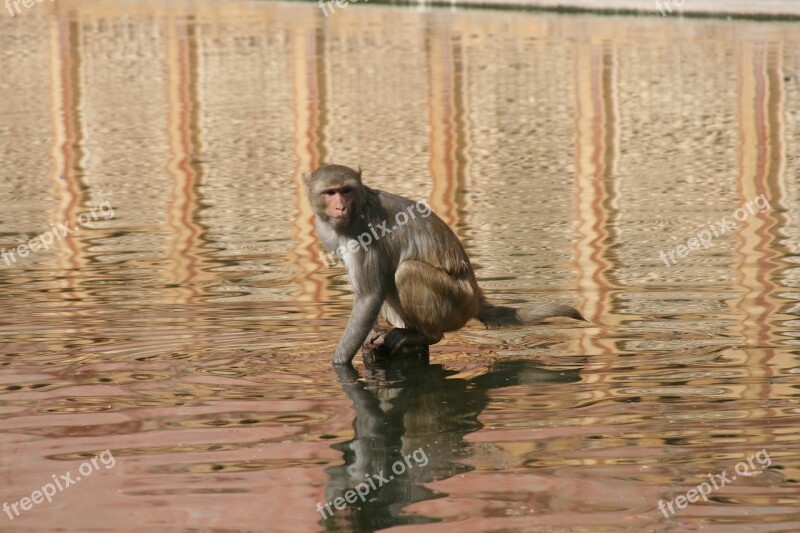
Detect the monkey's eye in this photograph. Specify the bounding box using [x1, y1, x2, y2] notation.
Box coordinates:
[341, 187, 353, 194]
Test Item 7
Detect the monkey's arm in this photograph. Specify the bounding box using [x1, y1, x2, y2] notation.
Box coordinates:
[332, 292, 384, 365]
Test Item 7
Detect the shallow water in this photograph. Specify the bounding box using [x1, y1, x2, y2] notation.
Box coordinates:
[1, 1, 800, 532]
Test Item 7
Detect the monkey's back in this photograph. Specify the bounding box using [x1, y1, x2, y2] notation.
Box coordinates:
[369, 189, 476, 281]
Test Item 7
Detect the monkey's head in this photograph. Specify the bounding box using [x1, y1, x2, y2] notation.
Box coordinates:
[305, 164, 365, 229]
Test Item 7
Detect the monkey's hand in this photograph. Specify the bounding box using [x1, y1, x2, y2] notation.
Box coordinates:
[332, 292, 384, 366]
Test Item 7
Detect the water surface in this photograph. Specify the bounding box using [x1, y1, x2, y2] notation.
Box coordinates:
[1, 1, 799, 531]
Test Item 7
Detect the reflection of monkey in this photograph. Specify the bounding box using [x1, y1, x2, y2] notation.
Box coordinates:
[304, 164, 585, 365]
[320, 357, 583, 531]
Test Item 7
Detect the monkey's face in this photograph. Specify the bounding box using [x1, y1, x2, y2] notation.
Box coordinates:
[318, 184, 358, 227]
[305, 165, 364, 229]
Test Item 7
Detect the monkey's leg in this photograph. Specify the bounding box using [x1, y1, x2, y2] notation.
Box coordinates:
[382, 328, 442, 354]
[385, 260, 479, 355]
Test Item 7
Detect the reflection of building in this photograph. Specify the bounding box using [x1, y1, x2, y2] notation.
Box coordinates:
[4, 1, 798, 322]
[0, 2, 798, 342]
[731, 42, 790, 400]
[571, 38, 618, 360]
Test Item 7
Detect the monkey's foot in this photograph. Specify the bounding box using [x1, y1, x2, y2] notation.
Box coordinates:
[362, 327, 390, 351]
[382, 328, 442, 355]
[362, 345, 430, 369]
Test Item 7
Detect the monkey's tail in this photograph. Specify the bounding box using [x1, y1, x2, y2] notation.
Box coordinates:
[477, 301, 586, 329]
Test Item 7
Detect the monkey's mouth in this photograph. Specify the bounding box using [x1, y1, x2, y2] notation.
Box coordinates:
[331, 211, 349, 223]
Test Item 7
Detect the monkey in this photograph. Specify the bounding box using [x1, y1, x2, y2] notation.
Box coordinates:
[304, 164, 585, 366]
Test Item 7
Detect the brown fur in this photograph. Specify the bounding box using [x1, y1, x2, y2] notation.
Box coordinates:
[304, 164, 584, 365]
